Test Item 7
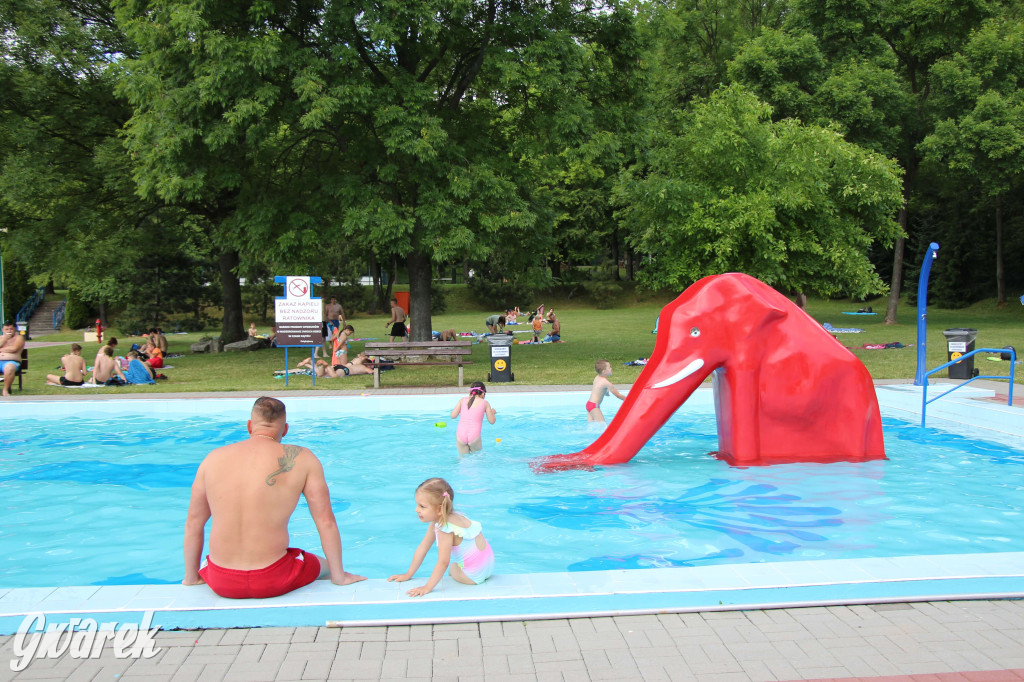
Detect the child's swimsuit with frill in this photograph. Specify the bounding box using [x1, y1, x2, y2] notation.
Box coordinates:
[435, 516, 494, 584]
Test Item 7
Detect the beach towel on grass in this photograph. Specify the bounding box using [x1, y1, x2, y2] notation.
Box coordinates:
[823, 322, 864, 334]
[851, 342, 907, 350]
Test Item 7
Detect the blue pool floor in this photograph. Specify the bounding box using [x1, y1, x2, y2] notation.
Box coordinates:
[1, 382, 1023, 640]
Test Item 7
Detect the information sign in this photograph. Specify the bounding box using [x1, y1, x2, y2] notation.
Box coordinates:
[275, 276, 323, 347]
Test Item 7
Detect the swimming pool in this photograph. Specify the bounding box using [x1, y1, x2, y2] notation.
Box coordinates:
[1, 391, 1022, 589]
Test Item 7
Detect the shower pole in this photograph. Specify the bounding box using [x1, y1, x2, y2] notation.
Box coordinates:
[914, 242, 940, 386]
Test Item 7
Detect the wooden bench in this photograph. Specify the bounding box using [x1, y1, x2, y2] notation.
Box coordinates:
[363, 341, 474, 388]
[14, 347, 27, 391]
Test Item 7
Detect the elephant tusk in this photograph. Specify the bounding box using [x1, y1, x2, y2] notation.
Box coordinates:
[651, 359, 704, 389]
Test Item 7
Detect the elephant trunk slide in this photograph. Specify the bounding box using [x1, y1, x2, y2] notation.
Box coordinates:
[534, 272, 887, 471]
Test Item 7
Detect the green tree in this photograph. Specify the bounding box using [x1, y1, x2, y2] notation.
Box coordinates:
[614, 85, 904, 297]
[115, 0, 638, 341]
[785, 0, 1002, 322]
[0, 0, 195, 325]
[919, 15, 1024, 305]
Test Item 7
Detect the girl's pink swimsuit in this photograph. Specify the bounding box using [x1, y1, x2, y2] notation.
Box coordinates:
[456, 398, 486, 445]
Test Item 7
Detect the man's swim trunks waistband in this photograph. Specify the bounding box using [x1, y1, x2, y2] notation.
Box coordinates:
[199, 547, 320, 599]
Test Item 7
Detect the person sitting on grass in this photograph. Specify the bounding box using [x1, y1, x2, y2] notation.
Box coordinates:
[95, 337, 118, 370]
[125, 350, 156, 384]
[542, 312, 561, 343]
[91, 345, 127, 386]
[46, 343, 87, 387]
[144, 338, 164, 370]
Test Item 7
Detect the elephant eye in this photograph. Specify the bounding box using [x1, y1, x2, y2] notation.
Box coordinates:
[689, 327, 700, 337]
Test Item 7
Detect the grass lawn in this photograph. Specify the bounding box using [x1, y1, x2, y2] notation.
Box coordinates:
[16, 289, 1023, 396]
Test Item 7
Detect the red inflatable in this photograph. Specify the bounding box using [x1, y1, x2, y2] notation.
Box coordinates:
[538, 273, 886, 469]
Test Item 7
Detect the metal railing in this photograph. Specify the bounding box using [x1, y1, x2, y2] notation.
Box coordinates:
[53, 300, 66, 330]
[15, 287, 45, 323]
[921, 347, 1016, 426]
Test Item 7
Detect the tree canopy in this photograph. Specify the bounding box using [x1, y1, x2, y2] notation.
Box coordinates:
[1, 0, 1021, 329]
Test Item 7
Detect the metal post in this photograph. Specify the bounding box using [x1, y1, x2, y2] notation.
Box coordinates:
[913, 242, 940, 386]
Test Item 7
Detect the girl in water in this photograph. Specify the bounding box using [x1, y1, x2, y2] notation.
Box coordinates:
[388, 477, 494, 596]
[450, 381, 496, 454]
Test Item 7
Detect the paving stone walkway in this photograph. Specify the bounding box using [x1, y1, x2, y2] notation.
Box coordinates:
[2, 600, 1023, 681]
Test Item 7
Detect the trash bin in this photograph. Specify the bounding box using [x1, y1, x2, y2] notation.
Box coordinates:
[487, 333, 514, 382]
[943, 328, 978, 379]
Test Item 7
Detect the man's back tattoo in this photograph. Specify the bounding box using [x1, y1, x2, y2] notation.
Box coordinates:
[266, 445, 301, 486]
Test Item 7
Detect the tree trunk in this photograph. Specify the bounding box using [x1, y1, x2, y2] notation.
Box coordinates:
[218, 248, 245, 343]
[996, 193, 1005, 305]
[884, 234, 906, 325]
[885, 155, 917, 325]
[384, 255, 397, 305]
[369, 252, 381, 315]
[611, 227, 621, 281]
[154, 264, 162, 327]
[406, 249, 433, 341]
[625, 248, 634, 282]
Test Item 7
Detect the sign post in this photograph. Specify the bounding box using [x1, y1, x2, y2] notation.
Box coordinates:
[274, 276, 324, 386]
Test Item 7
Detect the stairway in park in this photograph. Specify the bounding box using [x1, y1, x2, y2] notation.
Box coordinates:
[25, 300, 64, 338]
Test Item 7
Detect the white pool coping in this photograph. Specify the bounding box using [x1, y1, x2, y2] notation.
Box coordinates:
[1, 385, 1021, 634]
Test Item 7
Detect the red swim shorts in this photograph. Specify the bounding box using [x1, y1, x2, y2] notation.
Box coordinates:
[586, 401, 597, 412]
[148, 356, 164, 369]
[199, 548, 321, 599]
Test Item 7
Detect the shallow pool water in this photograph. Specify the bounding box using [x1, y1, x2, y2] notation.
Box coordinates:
[1, 395, 1022, 587]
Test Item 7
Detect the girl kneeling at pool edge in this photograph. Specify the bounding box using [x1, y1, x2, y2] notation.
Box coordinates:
[388, 477, 495, 597]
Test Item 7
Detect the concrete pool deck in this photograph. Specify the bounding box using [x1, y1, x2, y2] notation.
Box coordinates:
[1, 381, 1022, 680]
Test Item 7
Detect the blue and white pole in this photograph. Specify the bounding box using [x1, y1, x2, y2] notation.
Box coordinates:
[913, 242, 940, 386]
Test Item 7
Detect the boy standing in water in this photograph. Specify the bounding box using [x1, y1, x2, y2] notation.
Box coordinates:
[587, 359, 627, 422]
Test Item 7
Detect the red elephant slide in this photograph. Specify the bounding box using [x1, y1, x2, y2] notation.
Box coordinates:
[539, 273, 886, 469]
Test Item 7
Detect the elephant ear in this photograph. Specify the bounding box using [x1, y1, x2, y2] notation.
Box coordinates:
[735, 274, 789, 331]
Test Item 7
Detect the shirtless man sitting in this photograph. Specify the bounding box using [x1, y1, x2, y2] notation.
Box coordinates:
[46, 343, 87, 386]
[182, 397, 365, 598]
[0, 321, 26, 397]
[91, 345, 127, 385]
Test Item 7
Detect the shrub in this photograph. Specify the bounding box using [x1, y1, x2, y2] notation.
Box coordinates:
[172, 317, 210, 333]
[466, 267, 550, 309]
[64, 288, 92, 329]
[430, 282, 448, 314]
[115, 305, 149, 336]
[583, 280, 623, 309]
[581, 259, 622, 309]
